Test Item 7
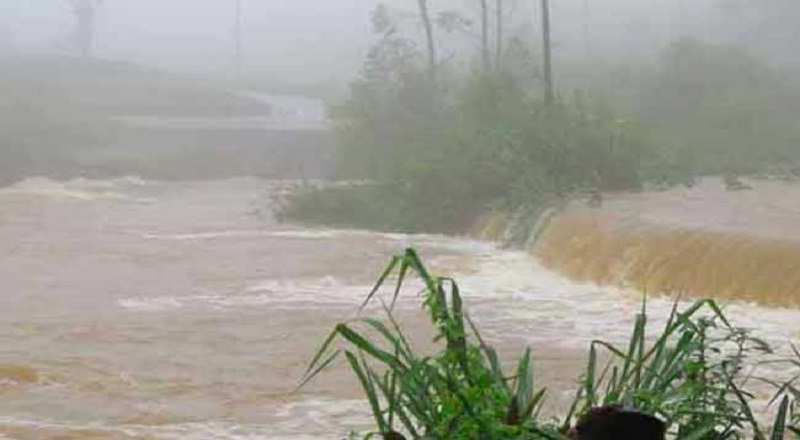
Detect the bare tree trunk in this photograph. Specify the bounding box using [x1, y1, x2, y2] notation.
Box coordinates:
[416, 0, 437, 75]
[582, 0, 592, 57]
[495, 0, 503, 68]
[541, 0, 555, 105]
[234, 0, 243, 83]
[479, 0, 491, 72]
[72, 0, 96, 57]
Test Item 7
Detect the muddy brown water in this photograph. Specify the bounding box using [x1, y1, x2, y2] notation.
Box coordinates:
[0, 177, 798, 439]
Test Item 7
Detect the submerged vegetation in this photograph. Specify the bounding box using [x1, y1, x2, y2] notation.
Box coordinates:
[300, 249, 800, 439]
[279, 2, 800, 234]
[279, 7, 653, 233]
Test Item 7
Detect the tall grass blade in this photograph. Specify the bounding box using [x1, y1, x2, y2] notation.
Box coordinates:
[345, 351, 388, 433]
[726, 369, 766, 440]
[770, 395, 790, 440]
[362, 317, 414, 364]
[360, 255, 400, 311]
[336, 324, 406, 371]
[300, 251, 800, 440]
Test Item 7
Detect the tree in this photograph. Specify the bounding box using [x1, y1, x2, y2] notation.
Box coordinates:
[415, 0, 437, 74]
[68, 0, 103, 57]
[495, 0, 503, 68]
[479, 0, 490, 72]
[717, 0, 800, 64]
[540, 0, 554, 104]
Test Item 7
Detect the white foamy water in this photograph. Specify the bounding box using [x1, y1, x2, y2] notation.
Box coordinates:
[0, 177, 798, 439]
[117, 277, 373, 312]
[0, 176, 152, 202]
[140, 230, 342, 241]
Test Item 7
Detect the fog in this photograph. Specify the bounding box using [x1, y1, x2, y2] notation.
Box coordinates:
[3, 0, 797, 86]
[5, 2, 800, 439]
[3, 0, 390, 83]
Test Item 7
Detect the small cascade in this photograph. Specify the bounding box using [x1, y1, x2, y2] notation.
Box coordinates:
[473, 205, 562, 249]
[532, 210, 800, 307]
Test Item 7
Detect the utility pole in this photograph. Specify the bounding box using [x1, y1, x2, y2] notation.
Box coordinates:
[70, 0, 101, 57]
[479, 0, 490, 72]
[495, 0, 503, 68]
[540, 0, 554, 105]
[234, 0, 243, 83]
[583, 0, 592, 57]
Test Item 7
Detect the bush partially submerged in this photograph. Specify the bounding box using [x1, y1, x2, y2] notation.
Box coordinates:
[279, 10, 655, 234]
[276, 182, 481, 234]
[300, 249, 800, 439]
[280, 77, 651, 234]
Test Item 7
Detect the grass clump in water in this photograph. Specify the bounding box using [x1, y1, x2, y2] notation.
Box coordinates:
[299, 249, 800, 439]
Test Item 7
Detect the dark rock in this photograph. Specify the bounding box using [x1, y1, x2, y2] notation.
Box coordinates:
[570, 405, 666, 440]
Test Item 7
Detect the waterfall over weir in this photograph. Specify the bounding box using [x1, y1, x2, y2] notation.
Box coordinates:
[534, 210, 800, 307]
[479, 178, 800, 308]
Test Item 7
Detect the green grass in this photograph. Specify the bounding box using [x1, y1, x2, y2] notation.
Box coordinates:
[300, 249, 800, 439]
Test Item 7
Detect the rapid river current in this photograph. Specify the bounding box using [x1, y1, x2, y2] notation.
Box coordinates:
[1, 177, 800, 439]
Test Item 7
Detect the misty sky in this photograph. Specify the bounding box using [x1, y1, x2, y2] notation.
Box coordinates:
[2, 0, 383, 80]
[0, 1, 753, 85]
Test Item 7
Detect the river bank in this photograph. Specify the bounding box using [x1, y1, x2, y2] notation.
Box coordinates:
[0, 55, 336, 185]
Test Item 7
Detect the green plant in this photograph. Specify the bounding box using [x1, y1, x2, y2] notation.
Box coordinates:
[299, 248, 562, 439]
[299, 249, 800, 439]
[280, 2, 656, 234]
[283, 69, 652, 234]
[759, 343, 800, 439]
[570, 300, 779, 439]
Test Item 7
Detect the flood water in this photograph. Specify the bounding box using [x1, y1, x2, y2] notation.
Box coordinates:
[1, 177, 800, 439]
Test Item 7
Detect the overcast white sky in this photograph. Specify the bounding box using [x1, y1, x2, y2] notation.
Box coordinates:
[0, 1, 740, 84]
[2, 0, 382, 78]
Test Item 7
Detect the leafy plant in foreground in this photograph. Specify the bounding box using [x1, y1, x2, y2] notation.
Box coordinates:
[298, 249, 799, 439]
[570, 300, 780, 439]
[299, 248, 559, 439]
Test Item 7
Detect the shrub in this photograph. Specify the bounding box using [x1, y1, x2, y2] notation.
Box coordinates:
[619, 39, 800, 177]
[282, 67, 652, 234]
[278, 4, 657, 234]
[300, 249, 800, 439]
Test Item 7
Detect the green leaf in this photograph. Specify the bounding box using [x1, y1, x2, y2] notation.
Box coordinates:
[346, 351, 388, 433]
[770, 395, 790, 440]
[360, 255, 400, 311]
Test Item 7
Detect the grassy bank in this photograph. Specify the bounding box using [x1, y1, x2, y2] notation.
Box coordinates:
[301, 249, 800, 439]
